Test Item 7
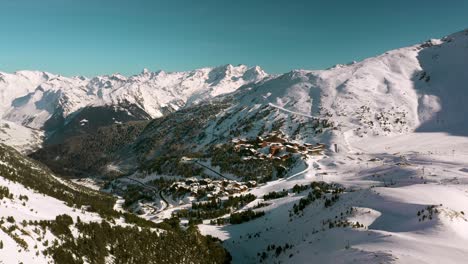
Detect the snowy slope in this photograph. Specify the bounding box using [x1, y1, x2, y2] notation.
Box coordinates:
[0, 119, 43, 153]
[0, 144, 103, 263]
[0, 70, 53, 113]
[199, 132, 468, 264]
[193, 30, 468, 263]
[0, 176, 102, 263]
[203, 29, 468, 151]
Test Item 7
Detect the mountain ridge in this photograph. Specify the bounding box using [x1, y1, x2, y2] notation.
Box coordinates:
[0, 64, 268, 130]
[1, 29, 468, 264]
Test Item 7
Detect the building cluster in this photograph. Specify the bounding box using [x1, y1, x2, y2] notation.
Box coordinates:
[171, 177, 256, 198]
[232, 131, 326, 161]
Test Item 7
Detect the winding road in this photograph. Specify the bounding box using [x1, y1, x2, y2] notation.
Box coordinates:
[124, 177, 169, 211]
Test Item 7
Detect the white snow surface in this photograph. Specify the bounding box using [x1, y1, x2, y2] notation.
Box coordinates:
[1, 28, 468, 263]
[0, 119, 43, 153]
[197, 29, 468, 264]
[0, 176, 102, 263]
[220, 29, 468, 140]
[199, 132, 468, 264]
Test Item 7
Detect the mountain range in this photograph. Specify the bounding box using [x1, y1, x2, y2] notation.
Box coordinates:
[0, 29, 468, 263]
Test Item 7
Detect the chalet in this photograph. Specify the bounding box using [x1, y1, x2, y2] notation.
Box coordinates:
[310, 146, 324, 151]
[269, 144, 285, 156]
[198, 179, 209, 184]
[225, 186, 239, 194]
[285, 144, 299, 153]
[232, 138, 248, 144]
[232, 132, 328, 161]
[180, 156, 193, 162]
[308, 149, 323, 155]
[248, 148, 258, 154]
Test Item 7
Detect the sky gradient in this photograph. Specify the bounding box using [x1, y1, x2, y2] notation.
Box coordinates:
[1, 0, 467, 77]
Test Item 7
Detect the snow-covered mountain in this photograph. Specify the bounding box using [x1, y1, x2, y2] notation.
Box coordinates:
[193, 30, 468, 264]
[200, 29, 468, 153]
[29, 29, 468, 177]
[0, 64, 268, 130]
[2, 28, 468, 264]
[3, 29, 467, 151]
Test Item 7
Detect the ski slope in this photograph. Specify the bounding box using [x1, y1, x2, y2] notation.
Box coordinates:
[200, 132, 468, 263]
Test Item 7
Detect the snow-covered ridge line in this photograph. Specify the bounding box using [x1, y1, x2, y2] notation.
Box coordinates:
[1, 28, 468, 154]
[0, 64, 268, 129]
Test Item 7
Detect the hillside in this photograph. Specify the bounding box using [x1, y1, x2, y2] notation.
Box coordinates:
[0, 144, 230, 263]
[194, 30, 468, 263]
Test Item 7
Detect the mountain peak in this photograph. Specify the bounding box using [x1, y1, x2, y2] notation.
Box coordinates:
[243, 65, 267, 81]
[141, 68, 151, 75]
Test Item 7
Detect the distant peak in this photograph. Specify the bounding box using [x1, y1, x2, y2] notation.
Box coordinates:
[242, 65, 267, 81]
[141, 68, 150, 75]
[110, 73, 126, 81]
[249, 65, 265, 74]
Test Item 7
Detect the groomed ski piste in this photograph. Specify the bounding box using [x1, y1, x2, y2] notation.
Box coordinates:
[199, 131, 468, 264]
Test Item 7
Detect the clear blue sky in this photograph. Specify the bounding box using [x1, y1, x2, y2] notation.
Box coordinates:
[0, 0, 467, 77]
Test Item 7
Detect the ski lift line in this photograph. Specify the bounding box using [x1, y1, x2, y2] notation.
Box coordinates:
[268, 103, 323, 120]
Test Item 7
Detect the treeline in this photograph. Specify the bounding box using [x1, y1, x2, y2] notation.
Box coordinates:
[0, 144, 233, 263]
[122, 185, 154, 208]
[31, 121, 149, 178]
[263, 190, 288, 200]
[292, 182, 345, 216]
[211, 209, 266, 226]
[174, 194, 256, 221]
[230, 210, 265, 224]
[134, 102, 230, 167]
[34, 215, 231, 264]
[141, 155, 204, 177]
